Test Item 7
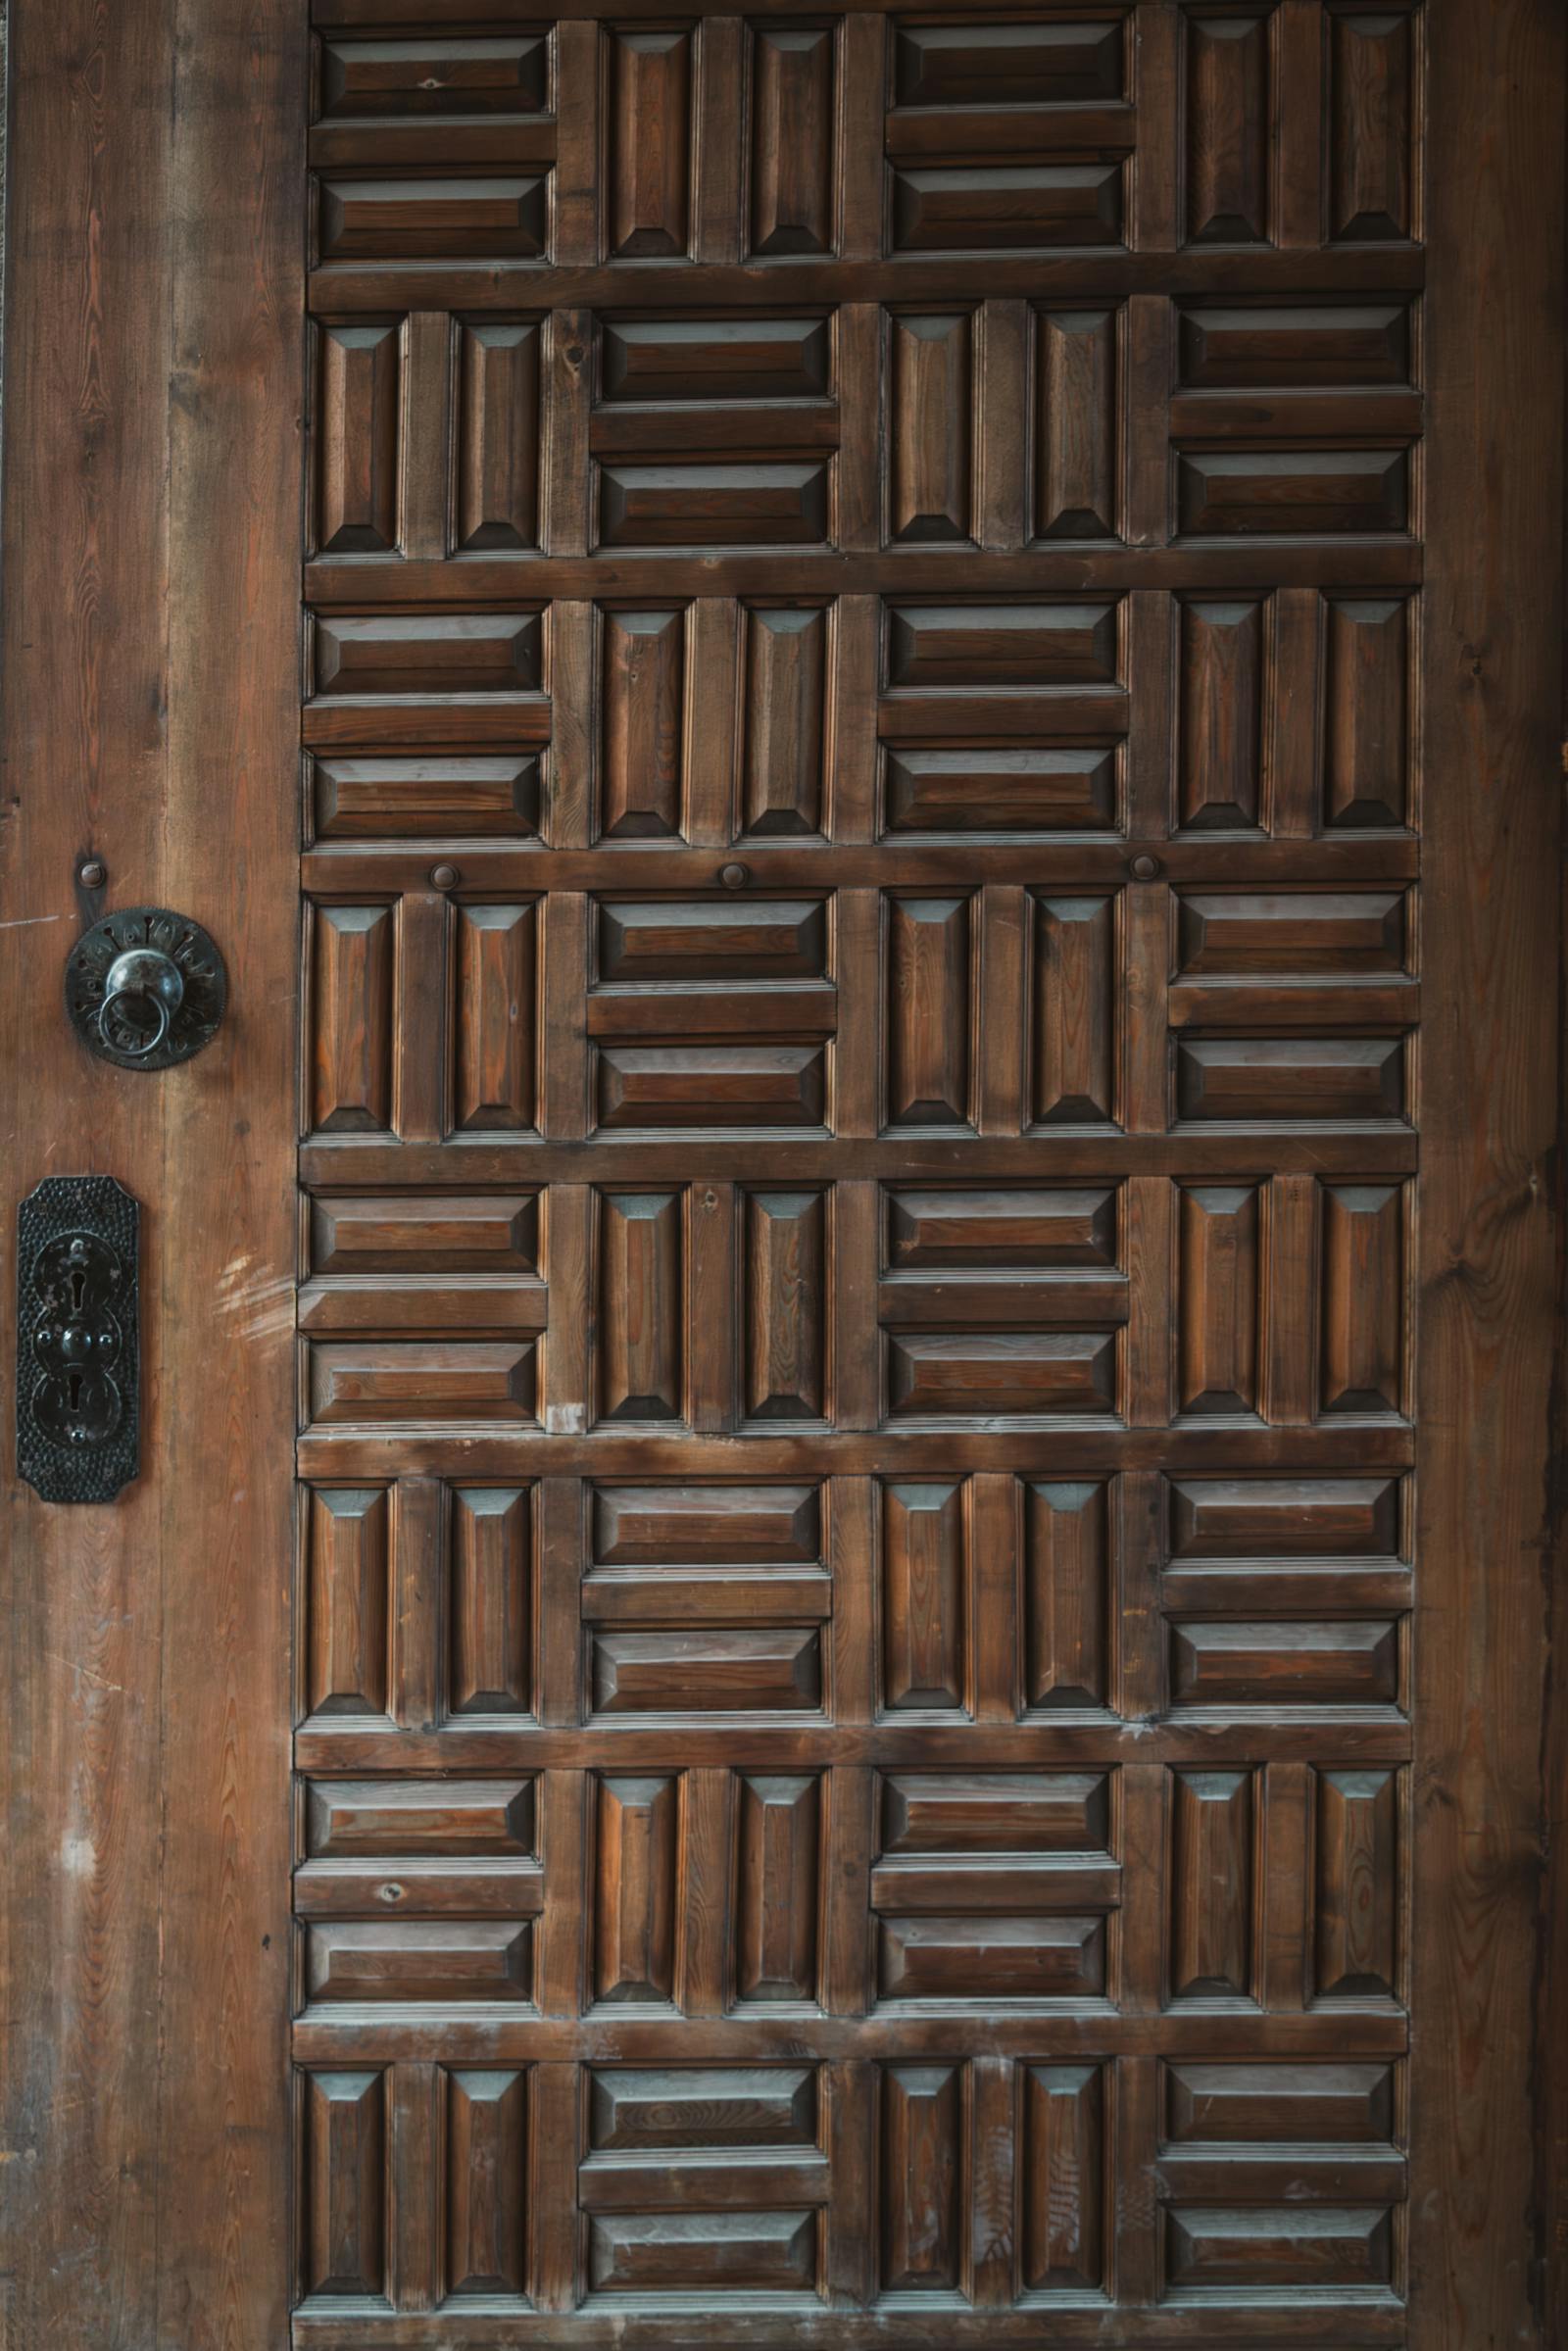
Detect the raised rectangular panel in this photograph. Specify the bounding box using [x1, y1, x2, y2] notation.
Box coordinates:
[1165, 2205, 1394, 2292]
[1176, 450, 1409, 536]
[1170, 1621, 1399, 1708]
[589, 2066, 817, 2149]
[1165, 2060, 1396, 2143]
[1024, 1481, 1108, 1709]
[735, 1775, 821, 2002]
[609, 28, 692, 258]
[599, 897, 827, 984]
[751, 25, 835, 256]
[743, 1190, 827, 1421]
[1170, 1477, 1400, 1559]
[888, 600, 1118, 688]
[1184, 17, 1268, 244]
[882, 1770, 1109, 1855]
[305, 1920, 532, 2001]
[1035, 310, 1116, 539]
[1175, 1037, 1404, 1122]
[308, 1343, 537, 1424]
[588, 2211, 817, 2294]
[601, 609, 686, 839]
[312, 754, 542, 839]
[318, 176, 547, 261]
[598, 1043, 827, 1129]
[314, 612, 542, 697]
[450, 1487, 532, 1714]
[601, 316, 832, 403]
[456, 320, 540, 550]
[453, 903, 537, 1133]
[895, 21, 1122, 105]
[883, 745, 1118, 834]
[889, 313, 973, 545]
[305, 1779, 534, 1857]
[1321, 1183, 1404, 1414]
[1177, 891, 1405, 973]
[892, 164, 1122, 254]
[446, 2071, 527, 2297]
[887, 1331, 1116, 1418]
[306, 1488, 390, 1717]
[1031, 895, 1115, 1124]
[879, 2066, 961, 2291]
[599, 462, 830, 549]
[596, 1190, 684, 1423]
[1021, 2065, 1104, 2291]
[879, 1914, 1105, 2001]
[318, 37, 548, 117]
[311, 1194, 539, 1275]
[592, 1628, 822, 1714]
[594, 1774, 681, 2004]
[888, 1186, 1116, 1267]
[886, 895, 972, 1127]
[311, 905, 394, 1132]
[301, 2070, 386, 2296]
[1178, 302, 1411, 387]
[316, 323, 399, 553]
[882, 1480, 967, 1712]
[1169, 1769, 1255, 1999]
[1179, 599, 1262, 830]
[742, 607, 827, 836]
[1324, 597, 1410, 828]
[1329, 8, 1414, 243]
[1314, 1768, 1399, 1999]
[1178, 1184, 1260, 1416]
[593, 1483, 821, 1567]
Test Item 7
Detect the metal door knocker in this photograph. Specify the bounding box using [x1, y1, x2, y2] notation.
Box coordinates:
[65, 906, 227, 1070]
[17, 1177, 140, 1502]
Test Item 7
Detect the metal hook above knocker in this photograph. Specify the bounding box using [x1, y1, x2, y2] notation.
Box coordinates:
[64, 906, 227, 1072]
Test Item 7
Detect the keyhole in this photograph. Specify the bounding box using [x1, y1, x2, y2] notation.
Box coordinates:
[68, 1372, 82, 1412]
[71, 1267, 86, 1313]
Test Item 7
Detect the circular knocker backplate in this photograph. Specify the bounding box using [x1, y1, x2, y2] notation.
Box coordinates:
[65, 906, 227, 1072]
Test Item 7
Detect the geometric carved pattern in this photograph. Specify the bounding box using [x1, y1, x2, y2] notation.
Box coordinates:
[297, 3, 1422, 2335]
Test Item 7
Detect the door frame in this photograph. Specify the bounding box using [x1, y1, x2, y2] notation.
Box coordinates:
[0, 2, 1562, 2345]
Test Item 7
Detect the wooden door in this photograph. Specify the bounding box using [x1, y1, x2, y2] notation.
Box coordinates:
[1, 3, 1563, 2346]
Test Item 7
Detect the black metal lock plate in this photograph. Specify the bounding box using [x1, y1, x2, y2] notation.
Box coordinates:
[65, 906, 226, 1071]
[17, 1177, 140, 1502]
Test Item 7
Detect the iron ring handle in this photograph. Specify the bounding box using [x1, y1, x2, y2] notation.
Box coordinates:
[97, 987, 172, 1058]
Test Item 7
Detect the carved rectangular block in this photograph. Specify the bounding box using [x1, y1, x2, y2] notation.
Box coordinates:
[446, 2070, 528, 2298]
[598, 896, 828, 984]
[1325, 596, 1411, 828]
[1176, 449, 1409, 536]
[1178, 300, 1412, 387]
[311, 1192, 539, 1275]
[878, 1912, 1105, 2001]
[595, 1190, 685, 1424]
[886, 895, 973, 1128]
[879, 2066, 962, 2291]
[593, 1774, 682, 2005]
[300, 2070, 386, 2298]
[456, 319, 541, 550]
[318, 174, 547, 261]
[887, 1330, 1116, 1419]
[318, 37, 548, 119]
[1168, 1768, 1255, 2001]
[599, 462, 831, 549]
[591, 1629, 823, 1716]
[450, 1486, 533, 1715]
[1020, 2064, 1105, 2292]
[314, 612, 543, 698]
[304, 1919, 533, 2002]
[881, 1771, 1110, 1855]
[305, 1779, 535, 1858]
[308, 1342, 538, 1424]
[305, 1487, 390, 1717]
[881, 1479, 968, 1713]
[1321, 1182, 1406, 1415]
[1031, 894, 1116, 1124]
[1035, 308, 1117, 539]
[1170, 1476, 1401, 1560]
[1177, 1183, 1260, 1416]
[1164, 2059, 1396, 2144]
[882, 744, 1118, 834]
[602, 317, 832, 403]
[588, 2211, 818, 2295]
[1328, 6, 1415, 244]
[311, 904, 394, 1132]
[597, 1044, 828, 1130]
[892, 164, 1122, 254]
[888, 1185, 1117, 1267]
[751, 26, 836, 256]
[1024, 1481, 1110, 1709]
[887, 600, 1119, 688]
[1165, 2205, 1394, 2293]
[593, 1483, 822, 1567]
[888, 312, 973, 545]
[588, 2066, 818, 2150]
[1313, 1767, 1399, 2000]
[1185, 15, 1269, 244]
[1175, 1037, 1404, 1122]
[743, 1189, 828, 1423]
[316, 322, 399, 553]
[1169, 1620, 1400, 1709]
[734, 1774, 822, 2003]
[312, 754, 542, 840]
[894, 22, 1123, 106]
[608, 28, 692, 259]
[742, 607, 829, 837]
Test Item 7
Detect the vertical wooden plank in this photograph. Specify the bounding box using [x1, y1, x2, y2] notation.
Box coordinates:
[546, 599, 595, 851]
[1274, 0, 1325, 250]
[389, 2061, 443, 2313]
[1419, 15, 1563, 2345]
[977, 297, 1029, 553]
[1262, 1759, 1310, 2011]
[834, 301, 881, 553]
[536, 1479, 585, 1730]
[540, 891, 591, 1140]
[830, 1475, 878, 1726]
[544, 308, 593, 557]
[828, 593, 880, 843]
[391, 1476, 445, 1735]
[1115, 1469, 1166, 1727]
[825, 2060, 876, 2310]
[1264, 1172, 1318, 1427]
[1124, 589, 1174, 840]
[680, 1767, 734, 2017]
[688, 1179, 738, 1431]
[543, 1185, 592, 1439]
[1123, 296, 1173, 549]
[528, 2061, 581, 2313]
[970, 1473, 1020, 1725]
[977, 885, 1027, 1135]
[1117, 1763, 1167, 2015]
[824, 1765, 875, 2016]
[1121, 879, 1172, 1133]
[394, 888, 449, 1143]
[1111, 2052, 1160, 2311]
[832, 1179, 882, 1432]
[1268, 586, 1322, 838]
[538, 1767, 588, 2018]
[970, 2056, 1016, 2309]
[552, 18, 602, 264]
[1130, 4, 1180, 250]
[399, 310, 453, 562]
[694, 17, 745, 264]
[833, 887, 881, 1138]
[682, 598, 740, 846]
[837, 15, 887, 260]
[1124, 1176, 1176, 1429]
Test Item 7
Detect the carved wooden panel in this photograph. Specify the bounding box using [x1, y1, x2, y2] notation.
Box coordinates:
[295, 6, 1425, 2337]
